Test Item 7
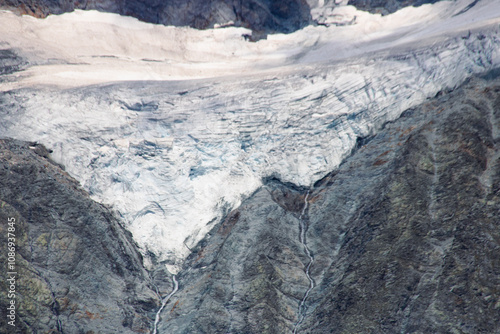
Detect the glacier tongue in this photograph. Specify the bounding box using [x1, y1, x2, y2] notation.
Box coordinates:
[1, 1, 500, 271]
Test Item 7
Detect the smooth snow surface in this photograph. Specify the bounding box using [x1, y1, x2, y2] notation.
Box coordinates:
[1, 0, 500, 270]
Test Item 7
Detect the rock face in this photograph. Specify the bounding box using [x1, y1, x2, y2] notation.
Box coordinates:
[0, 49, 25, 77]
[0, 0, 312, 35]
[155, 73, 500, 333]
[301, 74, 500, 333]
[347, 0, 441, 15]
[0, 139, 161, 333]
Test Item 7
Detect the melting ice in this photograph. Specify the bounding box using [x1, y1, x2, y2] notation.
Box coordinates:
[1, 0, 500, 272]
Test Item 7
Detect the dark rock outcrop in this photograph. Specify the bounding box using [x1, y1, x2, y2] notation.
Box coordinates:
[0, 139, 160, 333]
[0, 0, 312, 35]
[0, 49, 27, 86]
[302, 74, 500, 333]
[156, 73, 500, 333]
[347, 0, 443, 15]
[0, 50, 26, 77]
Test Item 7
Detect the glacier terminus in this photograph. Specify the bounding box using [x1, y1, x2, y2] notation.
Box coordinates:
[1, 0, 500, 275]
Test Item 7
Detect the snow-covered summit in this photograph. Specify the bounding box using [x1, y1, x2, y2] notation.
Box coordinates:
[1, 0, 500, 272]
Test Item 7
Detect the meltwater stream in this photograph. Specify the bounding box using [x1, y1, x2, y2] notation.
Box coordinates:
[152, 275, 178, 334]
[293, 191, 315, 333]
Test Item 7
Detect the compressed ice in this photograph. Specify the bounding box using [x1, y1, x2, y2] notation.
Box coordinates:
[1, 0, 500, 271]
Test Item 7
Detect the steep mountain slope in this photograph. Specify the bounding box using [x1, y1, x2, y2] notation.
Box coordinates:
[1, 0, 499, 273]
[302, 73, 500, 333]
[156, 72, 500, 333]
[0, 139, 161, 333]
[1, 72, 499, 333]
[0, 1, 500, 333]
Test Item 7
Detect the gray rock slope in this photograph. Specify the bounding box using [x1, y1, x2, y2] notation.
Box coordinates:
[0, 139, 162, 333]
[156, 72, 500, 333]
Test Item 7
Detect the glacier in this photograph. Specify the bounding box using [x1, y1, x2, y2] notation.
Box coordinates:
[1, 0, 500, 272]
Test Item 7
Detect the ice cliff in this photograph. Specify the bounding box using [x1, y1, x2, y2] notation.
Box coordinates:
[1, 0, 500, 272]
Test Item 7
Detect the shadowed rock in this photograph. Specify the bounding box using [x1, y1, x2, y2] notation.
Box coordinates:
[0, 0, 312, 35]
[347, 0, 442, 15]
[0, 139, 161, 333]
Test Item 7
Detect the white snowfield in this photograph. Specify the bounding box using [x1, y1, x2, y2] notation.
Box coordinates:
[1, 0, 500, 272]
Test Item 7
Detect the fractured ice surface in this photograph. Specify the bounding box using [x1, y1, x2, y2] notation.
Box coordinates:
[1, 0, 500, 271]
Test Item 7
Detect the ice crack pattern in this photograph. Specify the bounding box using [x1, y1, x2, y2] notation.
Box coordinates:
[0, 0, 500, 270]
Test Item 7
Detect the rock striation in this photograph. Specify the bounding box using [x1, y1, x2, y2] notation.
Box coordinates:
[0, 139, 162, 333]
[155, 72, 500, 333]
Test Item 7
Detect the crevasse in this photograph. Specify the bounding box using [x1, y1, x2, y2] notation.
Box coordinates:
[1, 1, 500, 271]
